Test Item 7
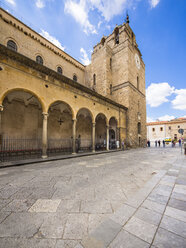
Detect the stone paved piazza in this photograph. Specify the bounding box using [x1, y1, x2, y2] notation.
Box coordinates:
[0, 147, 185, 247]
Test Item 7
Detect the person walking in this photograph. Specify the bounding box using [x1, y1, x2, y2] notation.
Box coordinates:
[179, 139, 181, 147]
[155, 140, 157, 147]
[163, 140, 165, 147]
[158, 140, 161, 147]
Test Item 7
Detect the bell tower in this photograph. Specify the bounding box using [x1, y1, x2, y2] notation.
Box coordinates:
[85, 14, 146, 147]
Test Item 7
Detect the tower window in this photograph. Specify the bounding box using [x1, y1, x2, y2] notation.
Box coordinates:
[36, 55, 43, 65]
[152, 128, 155, 132]
[73, 74, 77, 82]
[110, 58, 112, 70]
[138, 122, 141, 134]
[114, 27, 119, 44]
[160, 127, 163, 131]
[93, 74, 96, 85]
[57, 66, 63, 74]
[169, 126, 171, 130]
[137, 76, 139, 90]
[7, 40, 17, 52]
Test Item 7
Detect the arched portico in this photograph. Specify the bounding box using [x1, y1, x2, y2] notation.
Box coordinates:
[109, 117, 118, 149]
[76, 108, 93, 152]
[95, 113, 108, 150]
[0, 89, 43, 161]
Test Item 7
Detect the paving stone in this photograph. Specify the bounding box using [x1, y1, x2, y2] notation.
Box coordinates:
[0, 237, 56, 248]
[0, 213, 44, 238]
[134, 207, 162, 226]
[35, 214, 66, 239]
[161, 175, 176, 183]
[166, 171, 179, 177]
[160, 215, 186, 239]
[153, 227, 186, 248]
[0, 199, 12, 210]
[29, 199, 61, 213]
[82, 218, 122, 248]
[0, 211, 11, 223]
[124, 216, 157, 243]
[173, 185, 186, 195]
[171, 192, 186, 202]
[109, 229, 150, 248]
[141, 199, 166, 214]
[1, 199, 36, 212]
[28, 187, 56, 199]
[55, 239, 78, 248]
[57, 199, 80, 213]
[148, 192, 169, 204]
[63, 213, 89, 239]
[110, 204, 136, 226]
[165, 206, 186, 223]
[168, 198, 186, 212]
[88, 214, 112, 234]
[176, 178, 186, 185]
[81, 200, 112, 214]
[0, 186, 19, 199]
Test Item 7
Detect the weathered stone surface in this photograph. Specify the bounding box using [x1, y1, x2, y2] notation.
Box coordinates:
[165, 206, 186, 222]
[29, 199, 61, 213]
[168, 198, 186, 212]
[141, 199, 166, 214]
[171, 192, 186, 202]
[153, 228, 186, 248]
[109, 230, 150, 248]
[124, 216, 157, 243]
[134, 207, 162, 226]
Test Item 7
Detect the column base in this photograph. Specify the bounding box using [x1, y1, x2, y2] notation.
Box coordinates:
[72, 152, 76, 155]
[42, 155, 48, 159]
[92, 150, 95, 153]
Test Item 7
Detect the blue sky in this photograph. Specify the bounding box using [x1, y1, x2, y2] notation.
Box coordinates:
[1, 0, 186, 122]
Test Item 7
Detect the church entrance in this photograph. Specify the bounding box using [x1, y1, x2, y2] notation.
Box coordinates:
[76, 108, 92, 152]
[0, 90, 43, 162]
[47, 101, 73, 156]
[95, 113, 107, 150]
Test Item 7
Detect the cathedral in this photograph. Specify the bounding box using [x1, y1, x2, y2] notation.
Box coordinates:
[0, 8, 146, 161]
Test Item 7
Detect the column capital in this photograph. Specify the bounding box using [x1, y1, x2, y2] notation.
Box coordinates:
[72, 118, 77, 122]
[42, 112, 48, 119]
[0, 105, 3, 112]
[92, 122, 96, 126]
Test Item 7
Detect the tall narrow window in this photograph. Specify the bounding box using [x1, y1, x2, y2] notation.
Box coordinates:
[110, 58, 112, 70]
[73, 74, 77, 82]
[138, 122, 141, 134]
[93, 74, 96, 85]
[114, 27, 119, 44]
[7, 40, 17, 52]
[57, 66, 62, 74]
[137, 76, 139, 90]
[36, 55, 43, 65]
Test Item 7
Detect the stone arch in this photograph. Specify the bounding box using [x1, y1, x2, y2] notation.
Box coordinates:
[47, 100, 75, 120]
[0, 88, 46, 112]
[76, 108, 93, 151]
[109, 116, 118, 149]
[95, 113, 108, 150]
[47, 100, 74, 155]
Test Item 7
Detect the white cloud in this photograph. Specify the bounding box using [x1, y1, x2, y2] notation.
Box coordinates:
[39, 29, 65, 50]
[5, 0, 16, 6]
[172, 89, 186, 110]
[35, 0, 45, 8]
[64, 0, 97, 34]
[80, 48, 90, 65]
[158, 115, 175, 121]
[146, 82, 175, 107]
[149, 0, 160, 8]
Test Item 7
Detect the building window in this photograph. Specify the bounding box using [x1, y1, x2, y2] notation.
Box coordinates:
[137, 76, 139, 90]
[160, 127, 163, 131]
[114, 27, 119, 44]
[57, 66, 62, 74]
[110, 58, 112, 70]
[36, 55, 43, 65]
[93, 74, 96, 85]
[138, 122, 141, 134]
[7, 40, 17, 52]
[152, 128, 155, 132]
[169, 126, 171, 130]
[73, 74, 77, 82]
[174, 134, 177, 140]
[178, 125, 180, 128]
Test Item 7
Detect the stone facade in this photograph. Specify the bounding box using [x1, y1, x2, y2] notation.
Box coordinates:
[0, 8, 146, 160]
[147, 118, 186, 142]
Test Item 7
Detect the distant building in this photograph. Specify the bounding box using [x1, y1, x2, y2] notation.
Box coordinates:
[147, 118, 186, 142]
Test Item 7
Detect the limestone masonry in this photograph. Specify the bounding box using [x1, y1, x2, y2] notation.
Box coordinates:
[0, 8, 146, 160]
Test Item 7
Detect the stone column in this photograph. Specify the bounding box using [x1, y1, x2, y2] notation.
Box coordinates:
[72, 119, 77, 154]
[106, 125, 109, 151]
[0, 105, 3, 149]
[42, 112, 48, 159]
[92, 122, 96, 152]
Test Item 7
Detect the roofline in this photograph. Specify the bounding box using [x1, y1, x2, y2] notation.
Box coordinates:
[0, 7, 85, 69]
